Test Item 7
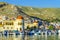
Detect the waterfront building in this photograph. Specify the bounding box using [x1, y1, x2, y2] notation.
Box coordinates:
[0, 21, 3, 31]
[33, 20, 38, 28]
[0, 15, 39, 32]
[0, 15, 60, 35]
[3, 20, 15, 31]
[0, 16, 24, 32]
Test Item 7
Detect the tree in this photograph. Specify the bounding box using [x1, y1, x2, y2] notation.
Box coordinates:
[48, 25, 54, 30]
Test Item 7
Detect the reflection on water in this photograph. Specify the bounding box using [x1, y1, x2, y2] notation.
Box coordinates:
[0, 35, 60, 40]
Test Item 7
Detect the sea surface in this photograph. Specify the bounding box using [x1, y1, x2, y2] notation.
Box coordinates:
[0, 35, 60, 40]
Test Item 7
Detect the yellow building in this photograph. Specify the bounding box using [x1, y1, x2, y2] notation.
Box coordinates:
[3, 20, 14, 31]
[14, 16, 23, 31]
[0, 16, 24, 31]
[0, 16, 38, 31]
[33, 20, 38, 28]
[0, 21, 3, 31]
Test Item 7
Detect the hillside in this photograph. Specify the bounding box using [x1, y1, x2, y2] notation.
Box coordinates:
[21, 7, 60, 22]
[0, 2, 60, 22]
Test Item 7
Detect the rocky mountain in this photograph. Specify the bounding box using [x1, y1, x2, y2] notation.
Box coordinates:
[0, 2, 60, 22]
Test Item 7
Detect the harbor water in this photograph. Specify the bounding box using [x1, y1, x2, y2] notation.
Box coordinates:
[0, 35, 60, 40]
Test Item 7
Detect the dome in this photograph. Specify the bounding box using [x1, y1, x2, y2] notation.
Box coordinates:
[17, 16, 23, 19]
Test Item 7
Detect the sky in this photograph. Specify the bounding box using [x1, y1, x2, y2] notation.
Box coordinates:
[0, 0, 60, 8]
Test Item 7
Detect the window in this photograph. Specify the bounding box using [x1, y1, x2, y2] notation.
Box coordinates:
[5, 22, 14, 25]
[0, 22, 2, 25]
[7, 27, 9, 29]
[0, 22, 3, 27]
[18, 22, 22, 25]
[3, 27, 5, 29]
[11, 27, 13, 29]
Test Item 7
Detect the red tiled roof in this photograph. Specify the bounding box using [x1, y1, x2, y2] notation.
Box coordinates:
[17, 16, 23, 19]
